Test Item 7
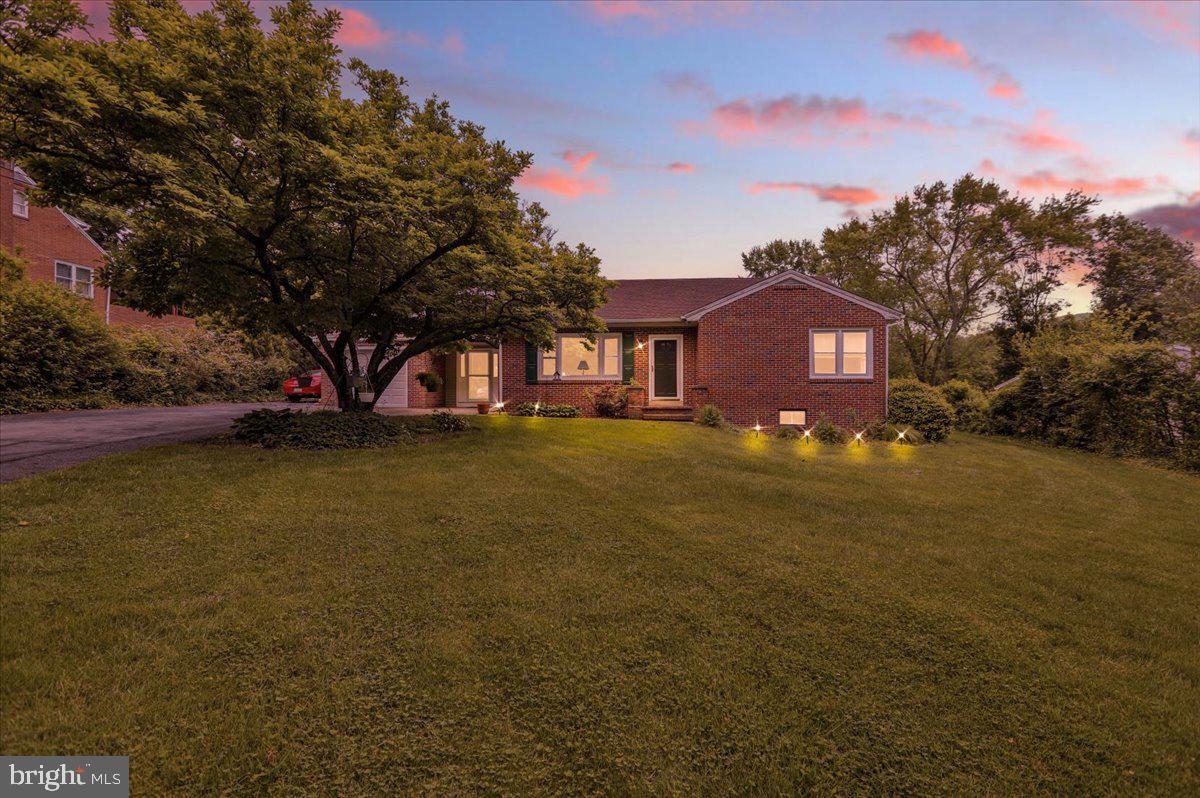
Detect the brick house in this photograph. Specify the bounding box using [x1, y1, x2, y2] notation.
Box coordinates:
[337, 270, 901, 429]
[1, 161, 192, 329]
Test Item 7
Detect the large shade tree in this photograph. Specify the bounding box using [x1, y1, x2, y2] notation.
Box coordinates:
[816, 176, 1093, 384]
[0, 0, 609, 409]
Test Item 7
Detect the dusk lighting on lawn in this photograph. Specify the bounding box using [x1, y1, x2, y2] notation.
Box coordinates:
[492, 401, 505, 412]
[896, 429, 907, 441]
[853, 431, 865, 445]
[802, 427, 813, 442]
[753, 422, 762, 436]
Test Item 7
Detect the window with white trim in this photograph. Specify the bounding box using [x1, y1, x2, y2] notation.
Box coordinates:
[55, 262, 94, 299]
[540, 333, 622, 379]
[810, 328, 872, 378]
[779, 410, 807, 426]
[12, 188, 28, 219]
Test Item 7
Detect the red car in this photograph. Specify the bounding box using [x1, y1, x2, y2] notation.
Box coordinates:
[283, 370, 323, 402]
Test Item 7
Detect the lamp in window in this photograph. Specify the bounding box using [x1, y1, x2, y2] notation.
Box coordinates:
[576, 359, 590, 375]
[552, 370, 561, 382]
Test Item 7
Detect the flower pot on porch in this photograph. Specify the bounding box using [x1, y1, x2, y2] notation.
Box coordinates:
[477, 402, 490, 415]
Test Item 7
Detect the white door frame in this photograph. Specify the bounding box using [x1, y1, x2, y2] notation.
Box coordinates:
[647, 334, 683, 401]
[456, 347, 499, 406]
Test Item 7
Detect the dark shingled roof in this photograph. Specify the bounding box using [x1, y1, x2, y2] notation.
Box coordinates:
[599, 277, 761, 321]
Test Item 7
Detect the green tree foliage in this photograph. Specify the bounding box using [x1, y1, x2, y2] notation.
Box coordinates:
[1083, 214, 1199, 343]
[818, 176, 1094, 384]
[989, 315, 1200, 469]
[740, 239, 822, 278]
[0, 0, 608, 411]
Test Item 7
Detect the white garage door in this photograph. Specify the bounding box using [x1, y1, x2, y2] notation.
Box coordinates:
[374, 361, 409, 409]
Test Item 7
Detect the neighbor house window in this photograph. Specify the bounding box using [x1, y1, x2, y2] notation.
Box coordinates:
[55, 262, 93, 299]
[810, 329, 872, 378]
[12, 188, 28, 218]
[779, 410, 807, 426]
[540, 333, 622, 379]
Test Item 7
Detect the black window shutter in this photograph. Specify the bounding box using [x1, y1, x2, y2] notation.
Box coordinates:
[525, 342, 538, 384]
[622, 332, 635, 384]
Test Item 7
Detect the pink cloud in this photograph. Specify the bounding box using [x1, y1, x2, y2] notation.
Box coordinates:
[688, 93, 933, 146]
[666, 162, 695, 173]
[562, 150, 599, 173]
[333, 6, 392, 49]
[1185, 128, 1200, 157]
[1006, 110, 1084, 153]
[1114, 0, 1200, 54]
[580, 0, 751, 31]
[517, 167, 608, 199]
[441, 29, 466, 58]
[1132, 199, 1200, 243]
[888, 29, 1023, 103]
[979, 160, 1154, 198]
[1015, 170, 1148, 197]
[747, 181, 882, 206]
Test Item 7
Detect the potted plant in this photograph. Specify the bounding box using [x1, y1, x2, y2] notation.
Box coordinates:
[416, 371, 443, 393]
[477, 402, 490, 415]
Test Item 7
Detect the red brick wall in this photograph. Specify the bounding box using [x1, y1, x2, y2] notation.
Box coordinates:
[404, 351, 447, 408]
[1, 164, 193, 330]
[499, 328, 698, 415]
[697, 283, 890, 429]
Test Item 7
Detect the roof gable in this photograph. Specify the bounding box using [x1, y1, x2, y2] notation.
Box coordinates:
[682, 270, 902, 321]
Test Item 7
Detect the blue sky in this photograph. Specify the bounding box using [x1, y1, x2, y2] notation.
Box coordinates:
[85, 1, 1200, 309]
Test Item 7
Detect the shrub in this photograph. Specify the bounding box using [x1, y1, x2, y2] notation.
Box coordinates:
[696, 404, 724, 427]
[428, 409, 469, 432]
[888, 379, 954, 442]
[865, 420, 925, 444]
[586, 384, 629, 418]
[812, 416, 849, 444]
[776, 425, 800, 440]
[937, 379, 988, 433]
[509, 402, 580, 418]
[0, 263, 124, 413]
[232, 408, 301, 443]
[233, 409, 412, 449]
[988, 317, 1199, 469]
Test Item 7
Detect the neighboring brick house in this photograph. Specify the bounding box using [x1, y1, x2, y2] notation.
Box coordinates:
[336, 270, 902, 429]
[1, 161, 192, 329]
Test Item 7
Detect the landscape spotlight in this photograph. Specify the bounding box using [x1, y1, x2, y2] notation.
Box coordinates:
[753, 422, 762, 436]
[802, 427, 813, 442]
[853, 431, 864, 445]
[492, 401, 505, 412]
[896, 429, 907, 441]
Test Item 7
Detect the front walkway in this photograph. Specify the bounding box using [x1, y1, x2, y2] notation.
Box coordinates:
[0, 402, 291, 482]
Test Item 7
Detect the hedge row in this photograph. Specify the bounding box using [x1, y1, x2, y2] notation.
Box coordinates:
[0, 271, 301, 414]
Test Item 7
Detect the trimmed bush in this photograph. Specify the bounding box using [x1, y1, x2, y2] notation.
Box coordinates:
[233, 409, 412, 449]
[888, 379, 954, 442]
[776, 425, 801, 440]
[812, 416, 850, 444]
[696, 404, 724, 427]
[586, 384, 629, 418]
[510, 402, 580, 418]
[937, 379, 988, 433]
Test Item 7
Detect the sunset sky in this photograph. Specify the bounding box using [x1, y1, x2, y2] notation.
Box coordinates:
[78, 0, 1200, 311]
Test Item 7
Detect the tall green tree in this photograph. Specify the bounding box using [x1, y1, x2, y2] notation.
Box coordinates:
[1083, 214, 1198, 343]
[817, 176, 1093, 383]
[740, 238, 822, 278]
[0, 0, 608, 409]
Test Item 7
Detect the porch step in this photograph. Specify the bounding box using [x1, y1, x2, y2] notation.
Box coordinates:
[641, 405, 694, 422]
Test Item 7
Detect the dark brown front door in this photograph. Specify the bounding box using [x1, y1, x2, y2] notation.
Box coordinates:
[651, 337, 680, 400]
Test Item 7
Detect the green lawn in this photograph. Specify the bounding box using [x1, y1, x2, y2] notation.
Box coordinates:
[2, 419, 1198, 795]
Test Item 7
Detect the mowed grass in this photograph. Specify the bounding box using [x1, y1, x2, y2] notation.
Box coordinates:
[1, 419, 1198, 795]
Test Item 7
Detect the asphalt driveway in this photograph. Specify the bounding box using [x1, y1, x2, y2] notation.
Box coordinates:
[0, 402, 295, 482]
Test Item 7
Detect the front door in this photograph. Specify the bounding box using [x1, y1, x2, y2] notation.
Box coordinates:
[649, 336, 681, 401]
[457, 349, 497, 405]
